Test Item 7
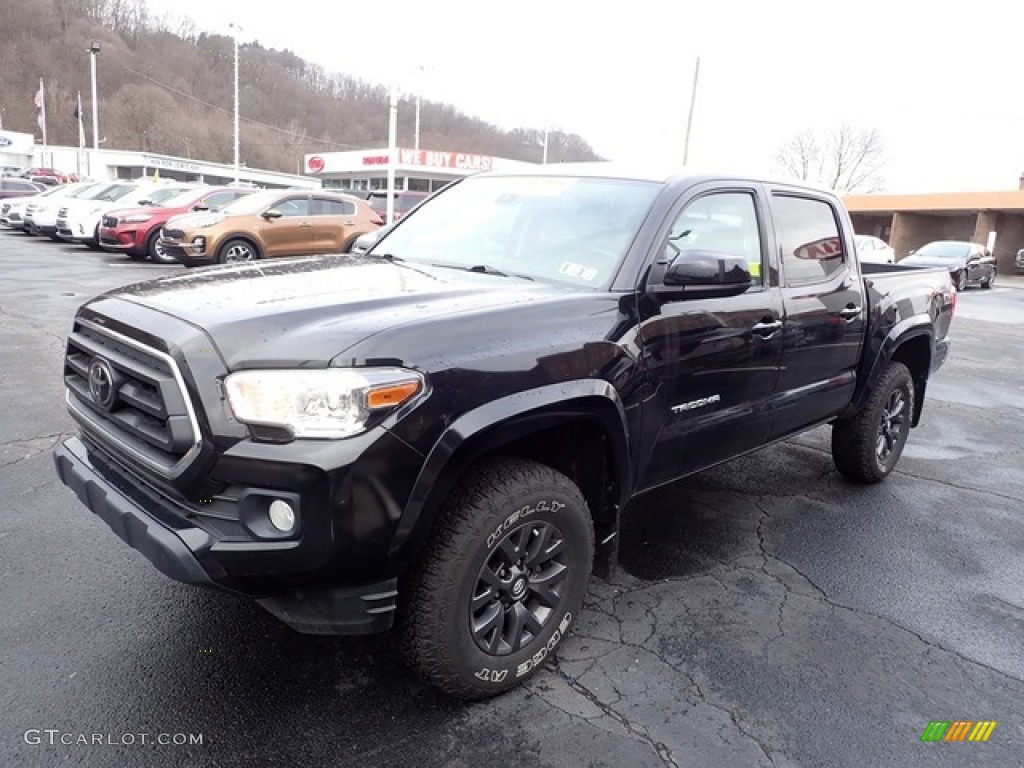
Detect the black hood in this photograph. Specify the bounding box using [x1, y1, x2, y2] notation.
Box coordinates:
[101, 255, 574, 369]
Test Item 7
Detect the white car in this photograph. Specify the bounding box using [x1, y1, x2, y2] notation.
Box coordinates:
[855, 234, 896, 264]
[57, 181, 195, 248]
[1, 183, 81, 229]
[25, 182, 104, 238]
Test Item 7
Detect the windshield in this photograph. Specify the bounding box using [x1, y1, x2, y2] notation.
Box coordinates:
[159, 189, 207, 208]
[914, 242, 970, 259]
[220, 190, 283, 214]
[371, 175, 660, 289]
[145, 186, 194, 204]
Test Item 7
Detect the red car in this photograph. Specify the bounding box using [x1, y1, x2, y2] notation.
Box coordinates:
[99, 186, 254, 263]
[21, 167, 70, 183]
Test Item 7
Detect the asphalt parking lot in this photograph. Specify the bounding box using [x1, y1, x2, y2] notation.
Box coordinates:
[2, 229, 1022, 768]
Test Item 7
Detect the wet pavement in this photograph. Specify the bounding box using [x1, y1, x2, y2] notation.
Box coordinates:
[1, 230, 1022, 767]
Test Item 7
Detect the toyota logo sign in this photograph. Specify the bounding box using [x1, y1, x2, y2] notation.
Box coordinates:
[307, 156, 325, 173]
[87, 357, 117, 410]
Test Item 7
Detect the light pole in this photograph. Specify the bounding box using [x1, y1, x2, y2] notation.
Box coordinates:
[89, 42, 101, 152]
[542, 128, 549, 165]
[386, 84, 398, 224]
[228, 23, 241, 184]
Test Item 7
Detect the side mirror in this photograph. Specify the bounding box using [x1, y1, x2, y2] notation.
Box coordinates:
[908, 249, 916, 256]
[659, 249, 752, 299]
[191, 203, 210, 212]
[262, 208, 282, 220]
[138, 199, 152, 205]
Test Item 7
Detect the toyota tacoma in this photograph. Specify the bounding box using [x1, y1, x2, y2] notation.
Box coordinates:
[54, 166, 955, 698]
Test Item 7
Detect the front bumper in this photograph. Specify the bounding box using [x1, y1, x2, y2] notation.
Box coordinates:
[159, 235, 212, 265]
[98, 226, 142, 252]
[53, 430, 416, 634]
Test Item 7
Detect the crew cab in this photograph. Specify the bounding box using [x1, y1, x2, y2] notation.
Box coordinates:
[53, 167, 954, 699]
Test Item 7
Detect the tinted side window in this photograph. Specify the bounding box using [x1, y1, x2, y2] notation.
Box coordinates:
[313, 198, 355, 215]
[773, 195, 845, 284]
[275, 197, 310, 217]
[666, 191, 764, 287]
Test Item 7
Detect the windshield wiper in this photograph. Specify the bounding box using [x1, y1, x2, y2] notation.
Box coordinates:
[430, 262, 534, 281]
[369, 252, 404, 262]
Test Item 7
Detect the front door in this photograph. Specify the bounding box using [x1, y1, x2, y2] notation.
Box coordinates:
[636, 185, 784, 491]
[260, 194, 313, 257]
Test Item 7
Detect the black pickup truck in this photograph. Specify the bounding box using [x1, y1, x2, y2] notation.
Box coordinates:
[53, 167, 955, 698]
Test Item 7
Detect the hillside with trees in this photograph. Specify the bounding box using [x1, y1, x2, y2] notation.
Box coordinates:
[0, 0, 601, 173]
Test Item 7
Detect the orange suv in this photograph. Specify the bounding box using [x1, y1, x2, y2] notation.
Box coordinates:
[159, 189, 382, 266]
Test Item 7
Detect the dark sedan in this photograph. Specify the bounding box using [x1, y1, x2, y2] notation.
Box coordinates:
[901, 240, 996, 290]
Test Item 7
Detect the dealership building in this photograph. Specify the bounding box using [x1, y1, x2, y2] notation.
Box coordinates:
[845, 179, 1024, 273]
[0, 129, 317, 190]
[302, 147, 534, 193]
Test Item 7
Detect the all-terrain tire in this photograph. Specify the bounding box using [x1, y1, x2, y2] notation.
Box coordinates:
[832, 362, 915, 484]
[397, 458, 593, 699]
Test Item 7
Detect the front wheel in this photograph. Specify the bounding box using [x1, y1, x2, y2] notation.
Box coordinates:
[217, 238, 257, 264]
[832, 362, 915, 484]
[955, 270, 967, 291]
[146, 229, 176, 263]
[398, 458, 594, 699]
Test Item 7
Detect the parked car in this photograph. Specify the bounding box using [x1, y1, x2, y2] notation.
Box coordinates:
[20, 167, 69, 183]
[0, 165, 25, 177]
[100, 186, 255, 263]
[58, 181, 196, 249]
[854, 235, 895, 264]
[1016, 248, 1024, 272]
[1, 183, 76, 229]
[0, 177, 43, 201]
[54, 167, 955, 699]
[365, 189, 429, 225]
[349, 222, 393, 255]
[902, 240, 997, 290]
[23, 182, 102, 238]
[159, 189, 382, 266]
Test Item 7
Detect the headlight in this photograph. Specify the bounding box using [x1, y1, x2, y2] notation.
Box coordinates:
[224, 367, 425, 439]
[121, 214, 153, 223]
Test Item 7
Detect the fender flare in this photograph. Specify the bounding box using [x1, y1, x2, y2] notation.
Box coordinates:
[388, 380, 633, 569]
[843, 318, 934, 424]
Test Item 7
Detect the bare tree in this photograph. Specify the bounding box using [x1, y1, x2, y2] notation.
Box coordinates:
[775, 124, 885, 192]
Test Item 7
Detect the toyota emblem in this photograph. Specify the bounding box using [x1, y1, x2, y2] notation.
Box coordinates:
[87, 357, 116, 410]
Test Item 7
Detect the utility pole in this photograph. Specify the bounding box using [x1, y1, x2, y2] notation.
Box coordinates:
[683, 56, 700, 165]
[229, 24, 241, 184]
[386, 84, 398, 224]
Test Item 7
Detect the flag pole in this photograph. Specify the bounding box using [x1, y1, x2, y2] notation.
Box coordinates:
[39, 78, 48, 162]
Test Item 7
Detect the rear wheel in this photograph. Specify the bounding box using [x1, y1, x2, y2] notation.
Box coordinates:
[955, 270, 967, 291]
[398, 458, 593, 699]
[832, 362, 915, 484]
[981, 268, 996, 289]
[217, 238, 257, 264]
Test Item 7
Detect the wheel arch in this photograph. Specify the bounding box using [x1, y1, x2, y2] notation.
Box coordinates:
[391, 381, 632, 579]
[844, 324, 933, 427]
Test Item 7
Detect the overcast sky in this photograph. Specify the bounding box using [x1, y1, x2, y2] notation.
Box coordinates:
[143, 0, 1024, 193]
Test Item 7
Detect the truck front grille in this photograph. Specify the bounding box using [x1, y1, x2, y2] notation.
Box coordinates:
[64, 317, 202, 478]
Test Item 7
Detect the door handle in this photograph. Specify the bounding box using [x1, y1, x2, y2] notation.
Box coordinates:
[298, 222, 312, 228]
[838, 304, 862, 320]
[751, 319, 782, 338]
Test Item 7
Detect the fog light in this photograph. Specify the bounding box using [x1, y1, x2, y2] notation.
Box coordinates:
[268, 500, 295, 532]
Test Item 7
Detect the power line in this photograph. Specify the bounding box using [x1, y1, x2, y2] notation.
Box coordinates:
[114, 62, 372, 150]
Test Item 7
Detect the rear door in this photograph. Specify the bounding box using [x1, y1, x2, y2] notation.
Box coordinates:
[767, 189, 866, 439]
[635, 183, 785, 490]
[309, 196, 355, 253]
[259, 194, 313, 257]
